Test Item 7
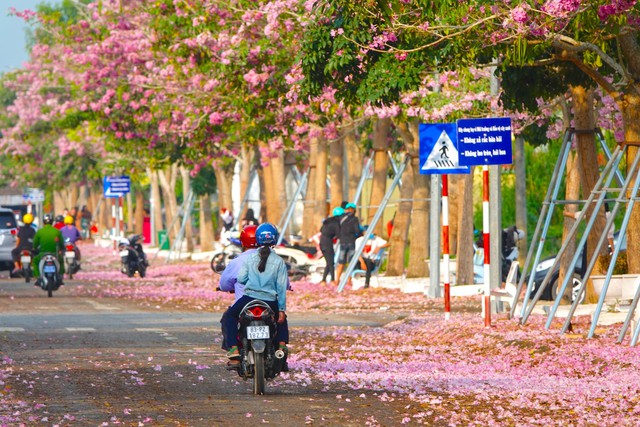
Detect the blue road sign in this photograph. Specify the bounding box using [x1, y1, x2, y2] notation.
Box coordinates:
[103, 176, 131, 198]
[419, 123, 470, 175]
[457, 117, 512, 166]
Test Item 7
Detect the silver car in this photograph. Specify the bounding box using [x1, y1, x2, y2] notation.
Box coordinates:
[0, 208, 18, 270]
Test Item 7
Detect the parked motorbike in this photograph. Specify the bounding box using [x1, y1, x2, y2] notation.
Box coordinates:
[119, 234, 148, 278]
[20, 249, 32, 283]
[210, 235, 242, 273]
[229, 299, 287, 395]
[64, 239, 81, 280]
[473, 225, 524, 284]
[37, 253, 63, 297]
[273, 245, 326, 281]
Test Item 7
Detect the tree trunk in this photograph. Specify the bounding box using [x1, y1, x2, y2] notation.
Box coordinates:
[329, 131, 345, 209]
[455, 171, 475, 285]
[158, 164, 180, 241]
[302, 143, 318, 238]
[239, 146, 253, 220]
[314, 133, 329, 231]
[213, 163, 234, 233]
[199, 194, 215, 251]
[622, 95, 640, 274]
[259, 144, 287, 225]
[180, 166, 194, 252]
[389, 120, 416, 276]
[148, 168, 163, 244]
[515, 135, 527, 266]
[345, 129, 364, 203]
[134, 189, 144, 236]
[126, 191, 134, 234]
[398, 120, 430, 278]
[560, 146, 581, 302]
[368, 118, 391, 235]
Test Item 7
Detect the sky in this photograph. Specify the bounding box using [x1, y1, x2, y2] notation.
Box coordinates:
[0, 0, 59, 73]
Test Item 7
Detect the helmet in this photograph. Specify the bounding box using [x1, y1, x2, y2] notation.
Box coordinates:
[54, 215, 64, 223]
[332, 207, 344, 217]
[255, 223, 278, 246]
[345, 202, 356, 210]
[64, 215, 74, 225]
[239, 224, 258, 248]
[43, 214, 53, 225]
[22, 213, 33, 224]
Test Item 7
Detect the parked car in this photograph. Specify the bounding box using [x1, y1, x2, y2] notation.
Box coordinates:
[0, 207, 18, 271]
[528, 232, 627, 302]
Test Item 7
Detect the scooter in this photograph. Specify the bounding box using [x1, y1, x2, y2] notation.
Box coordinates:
[20, 249, 32, 283]
[64, 239, 81, 280]
[119, 235, 148, 278]
[37, 253, 63, 297]
[210, 234, 243, 273]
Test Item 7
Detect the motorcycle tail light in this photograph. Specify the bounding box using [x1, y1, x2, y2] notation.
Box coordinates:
[66, 245, 74, 251]
[247, 306, 266, 318]
[22, 250, 30, 256]
[307, 253, 314, 259]
[10, 228, 17, 235]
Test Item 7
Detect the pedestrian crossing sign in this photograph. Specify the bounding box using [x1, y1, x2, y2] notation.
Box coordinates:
[419, 123, 469, 175]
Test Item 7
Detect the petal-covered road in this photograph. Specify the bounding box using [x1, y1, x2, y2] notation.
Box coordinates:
[2, 243, 640, 426]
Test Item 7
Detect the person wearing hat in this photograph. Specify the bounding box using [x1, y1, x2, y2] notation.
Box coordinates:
[11, 213, 37, 276]
[334, 202, 362, 286]
[318, 206, 343, 286]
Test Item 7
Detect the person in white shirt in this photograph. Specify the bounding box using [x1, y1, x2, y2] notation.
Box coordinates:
[355, 231, 389, 288]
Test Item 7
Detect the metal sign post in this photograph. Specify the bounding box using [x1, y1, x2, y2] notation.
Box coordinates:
[457, 117, 513, 327]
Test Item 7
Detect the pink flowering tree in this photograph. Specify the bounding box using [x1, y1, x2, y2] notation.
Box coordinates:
[300, 0, 640, 276]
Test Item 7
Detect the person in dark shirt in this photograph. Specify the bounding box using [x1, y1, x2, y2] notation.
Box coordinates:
[334, 203, 362, 286]
[11, 213, 36, 275]
[318, 207, 343, 286]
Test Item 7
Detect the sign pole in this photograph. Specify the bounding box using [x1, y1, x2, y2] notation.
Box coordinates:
[483, 165, 492, 327]
[442, 174, 451, 320]
[112, 198, 117, 253]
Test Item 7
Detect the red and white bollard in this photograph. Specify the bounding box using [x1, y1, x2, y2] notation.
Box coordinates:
[483, 165, 491, 327]
[442, 175, 451, 320]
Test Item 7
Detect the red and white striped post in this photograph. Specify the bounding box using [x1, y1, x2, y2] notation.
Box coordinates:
[111, 198, 117, 252]
[442, 174, 451, 320]
[482, 165, 491, 327]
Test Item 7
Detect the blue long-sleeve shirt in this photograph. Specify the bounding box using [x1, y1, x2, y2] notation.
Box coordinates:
[218, 249, 257, 302]
[237, 249, 288, 312]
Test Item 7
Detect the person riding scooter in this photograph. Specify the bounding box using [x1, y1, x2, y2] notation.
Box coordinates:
[32, 214, 65, 286]
[60, 215, 82, 261]
[11, 213, 36, 276]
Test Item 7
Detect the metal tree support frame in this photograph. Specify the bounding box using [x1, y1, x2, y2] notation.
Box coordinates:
[337, 155, 409, 292]
[514, 129, 640, 345]
[276, 168, 309, 245]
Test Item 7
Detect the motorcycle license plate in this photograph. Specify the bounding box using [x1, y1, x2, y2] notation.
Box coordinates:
[246, 325, 270, 340]
[119, 250, 129, 257]
[65, 251, 75, 259]
[43, 265, 56, 273]
[21, 256, 31, 263]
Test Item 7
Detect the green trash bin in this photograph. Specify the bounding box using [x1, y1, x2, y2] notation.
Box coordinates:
[157, 230, 170, 250]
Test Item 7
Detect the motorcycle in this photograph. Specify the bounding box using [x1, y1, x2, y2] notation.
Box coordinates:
[229, 299, 287, 395]
[119, 234, 148, 278]
[38, 252, 63, 297]
[64, 239, 81, 280]
[20, 249, 32, 283]
[210, 234, 242, 273]
[273, 244, 326, 281]
[473, 225, 524, 284]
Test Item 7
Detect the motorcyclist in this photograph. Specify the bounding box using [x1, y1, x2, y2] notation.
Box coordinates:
[60, 215, 82, 261]
[223, 223, 289, 366]
[32, 214, 65, 285]
[11, 213, 36, 276]
[53, 215, 65, 230]
[318, 206, 343, 286]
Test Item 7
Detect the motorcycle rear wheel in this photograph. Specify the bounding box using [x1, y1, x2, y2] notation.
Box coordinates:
[139, 263, 146, 278]
[23, 265, 30, 283]
[253, 352, 265, 395]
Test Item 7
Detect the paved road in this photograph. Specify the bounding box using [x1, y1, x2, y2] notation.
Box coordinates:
[0, 277, 415, 426]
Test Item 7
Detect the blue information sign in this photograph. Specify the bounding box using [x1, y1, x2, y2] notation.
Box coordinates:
[457, 117, 512, 166]
[419, 123, 469, 175]
[103, 176, 131, 198]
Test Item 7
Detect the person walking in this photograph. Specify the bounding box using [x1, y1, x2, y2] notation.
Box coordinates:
[334, 203, 362, 286]
[318, 207, 343, 286]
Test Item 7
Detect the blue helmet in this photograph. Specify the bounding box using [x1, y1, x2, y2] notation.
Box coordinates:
[256, 222, 278, 246]
[332, 207, 344, 217]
